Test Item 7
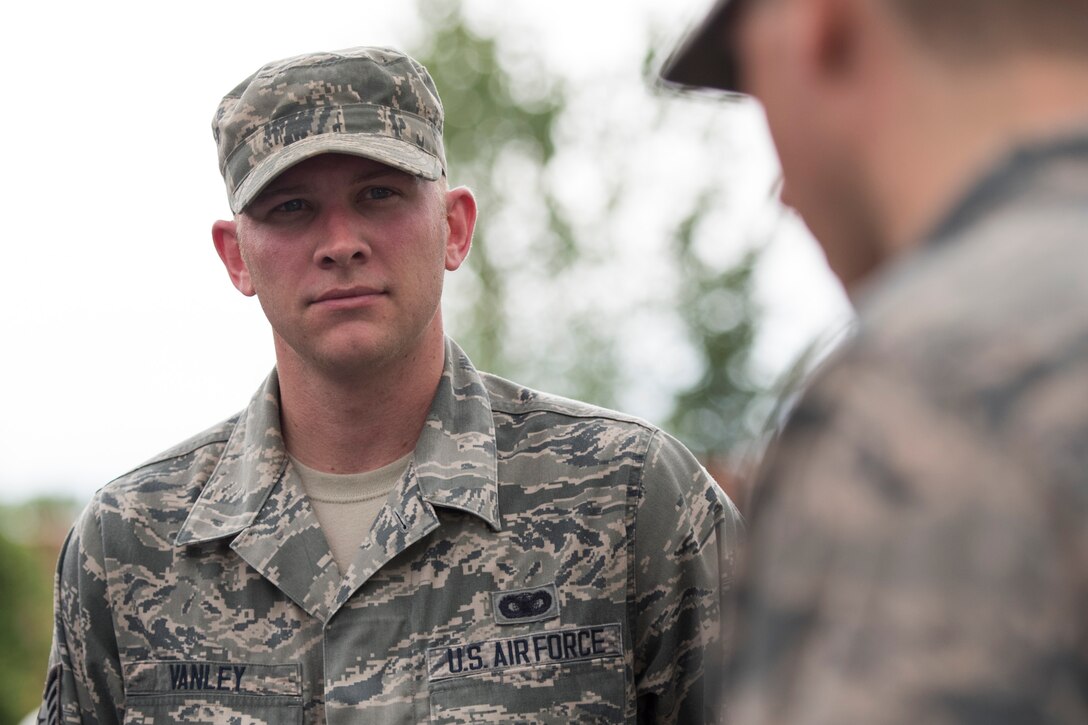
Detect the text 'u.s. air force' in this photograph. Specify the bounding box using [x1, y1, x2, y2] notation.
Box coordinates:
[426, 624, 622, 681]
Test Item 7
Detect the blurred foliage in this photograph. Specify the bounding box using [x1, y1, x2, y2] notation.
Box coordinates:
[667, 192, 765, 457]
[412, 0, 614, 396]
[0, 498, 72, 724]
[412, 0, 770, 466]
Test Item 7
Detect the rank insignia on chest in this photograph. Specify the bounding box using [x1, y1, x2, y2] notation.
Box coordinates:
[491, 583, 560, 625]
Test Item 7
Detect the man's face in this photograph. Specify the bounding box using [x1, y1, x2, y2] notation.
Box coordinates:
[734, 0, 882, 289]
[214, 153, 474, 375]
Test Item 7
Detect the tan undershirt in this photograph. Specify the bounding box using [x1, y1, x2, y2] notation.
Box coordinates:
[290, 452, 412, 572]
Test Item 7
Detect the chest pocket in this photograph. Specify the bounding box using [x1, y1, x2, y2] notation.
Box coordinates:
[122, 660, 302, 725]
[427, 624, 626, 724]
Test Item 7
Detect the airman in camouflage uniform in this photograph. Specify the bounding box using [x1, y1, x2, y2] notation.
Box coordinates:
[664, 0, 1088, 722]
[40, 47, 742, 724]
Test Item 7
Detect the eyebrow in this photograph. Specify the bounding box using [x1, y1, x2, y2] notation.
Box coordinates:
[253, 166, 413, 203]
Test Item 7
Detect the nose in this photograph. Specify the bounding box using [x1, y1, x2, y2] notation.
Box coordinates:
[313, 205, 372, 268]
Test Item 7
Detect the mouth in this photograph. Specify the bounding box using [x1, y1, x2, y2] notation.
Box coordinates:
[311, 286, 386, 308]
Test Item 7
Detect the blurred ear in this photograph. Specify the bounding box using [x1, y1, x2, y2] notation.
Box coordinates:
[443, 187, 477, 271]
[804, 0, 866, 87]
[211, 219, 256, 296]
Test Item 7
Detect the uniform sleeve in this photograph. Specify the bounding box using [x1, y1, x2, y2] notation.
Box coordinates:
[39, 501, 125, 725]
[633, 429, 744, 724]
[724, 362, 1084, 725]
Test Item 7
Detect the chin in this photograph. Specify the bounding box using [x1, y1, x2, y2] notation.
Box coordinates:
[810, 224, 883, 293]
[320, 330, 434, 374]
[794, 182, 885, 293]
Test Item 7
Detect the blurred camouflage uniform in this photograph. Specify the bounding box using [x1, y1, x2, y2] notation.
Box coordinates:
[724, 134, 1088, 723]
[41, 339, 741, 724]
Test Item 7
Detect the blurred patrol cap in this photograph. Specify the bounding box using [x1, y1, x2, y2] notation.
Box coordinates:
[213, 46, 447, 213]
[661, 0, 744, 92]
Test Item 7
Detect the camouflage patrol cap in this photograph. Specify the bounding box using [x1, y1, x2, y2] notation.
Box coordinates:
[661, 0, 743, 92]
[213, 47, 447, 213]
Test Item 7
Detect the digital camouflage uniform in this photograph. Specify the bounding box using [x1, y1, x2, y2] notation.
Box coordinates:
[40, 339, 742, 724]
[724, 133, 1088, 724]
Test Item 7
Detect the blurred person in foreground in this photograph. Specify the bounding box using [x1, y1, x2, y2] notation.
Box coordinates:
[664, 0, 1088, 722]
[39, 46, 741, 725]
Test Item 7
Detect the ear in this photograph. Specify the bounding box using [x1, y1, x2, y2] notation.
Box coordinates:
[443, 186, 477, 271]
[211, 219, 256, 296]
[799, 0, 867, 88]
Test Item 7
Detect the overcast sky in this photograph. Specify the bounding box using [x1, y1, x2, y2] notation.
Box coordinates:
[0, 0, 851, 504]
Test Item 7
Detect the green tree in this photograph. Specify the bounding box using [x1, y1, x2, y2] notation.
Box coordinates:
[0, 529, 53, 723]
[412, 0, 621, 406]
[668, 223, 764, 457]
[0, 497, 79, 723]
[411, 0, 775, 488]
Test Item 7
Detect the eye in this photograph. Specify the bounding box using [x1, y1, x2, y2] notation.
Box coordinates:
[273, 198, 309, 213]
[362, 186, 397, 201]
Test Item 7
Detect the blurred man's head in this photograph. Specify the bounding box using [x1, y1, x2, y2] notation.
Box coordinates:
[665, 0, 1088, 292]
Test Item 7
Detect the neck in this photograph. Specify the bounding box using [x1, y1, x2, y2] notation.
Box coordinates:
[274, 330, 446, 474]
[866, 52, 1088, 255]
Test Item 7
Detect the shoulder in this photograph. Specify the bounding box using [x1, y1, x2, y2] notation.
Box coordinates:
[839, 205, 1086, 427]
[482, 372, 734, 495]
[858, 183, 1086, 366]
[762, 147, 1088, 519]
[761, 219, 1088, 522]
[57, 413, 240, 587]
[84, 413, 240, 518]
[481, 371, 662, 458]
[480, 371, 738, 530]
[481, 370, 654, 429]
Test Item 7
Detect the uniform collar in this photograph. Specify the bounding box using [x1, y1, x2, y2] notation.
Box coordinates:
[175, 337, 500, 547]
[413, 338, 501, 530]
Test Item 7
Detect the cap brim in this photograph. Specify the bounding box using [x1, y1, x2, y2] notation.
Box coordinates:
[230, 134, 444, 213]
[660, 0, 743, 92]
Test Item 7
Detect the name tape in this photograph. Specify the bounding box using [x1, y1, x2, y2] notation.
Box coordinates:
[427, 623, 622, 682]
